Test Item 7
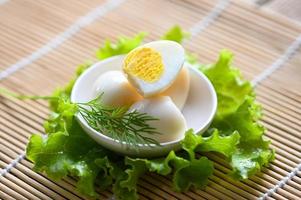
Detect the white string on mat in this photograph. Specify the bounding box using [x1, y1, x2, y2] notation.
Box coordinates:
[187, 0, 230, 38]
[259, 163, 301, 200]
[0, 153, 25, 177]
[252, 34, 301, 86]
[0, 0, 125, 81]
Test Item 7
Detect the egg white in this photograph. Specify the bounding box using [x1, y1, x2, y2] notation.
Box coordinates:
[123, 40, 185, 97]
[128, 96, 187, 143]
[161, 66, 190, 110]
[93, 70, 142, 107]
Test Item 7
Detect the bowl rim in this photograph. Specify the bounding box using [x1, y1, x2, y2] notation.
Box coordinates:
[71, 55, 217, 149]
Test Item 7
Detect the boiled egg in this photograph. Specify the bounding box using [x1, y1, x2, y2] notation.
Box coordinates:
[161, 66, 190, 110]
[123, 40, 185, 97]
[93, 70, 142, 107]
[128, 96, 187, 143]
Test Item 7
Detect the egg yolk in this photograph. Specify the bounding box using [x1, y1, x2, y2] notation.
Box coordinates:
[123, 47, 164, 83]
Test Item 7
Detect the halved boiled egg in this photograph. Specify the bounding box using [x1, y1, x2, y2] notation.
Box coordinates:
[161, 66, 190, 110]
[129, 96, 187, 143]
[93, 70, 142, 107]
[123, 40, 185, 97]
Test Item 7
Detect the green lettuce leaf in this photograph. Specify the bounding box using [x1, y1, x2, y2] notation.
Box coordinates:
[124, 148, 213, 192]
[214, 96, 264, 142]
[161, 25, 190, 43]
[173, 157, 213, 191]
[143, 151, 189, 176]
[27, 118, 110, 196]
[96, 32, 146, 60]
[181, 129, 240, 158]
[106, 160, 140, 200]
[44, 99, 77, 135]
[201, 50, 252, 119]
[197, 130, 240, 157]
[94, 157, 113, 190]
[202, 50, 274, 179]
[176, 130, 214, 191]
[231, 142, 274, 179]
[227, 98, 274, 179]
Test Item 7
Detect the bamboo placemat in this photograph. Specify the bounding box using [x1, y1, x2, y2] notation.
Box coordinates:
[0, 0, 300, 199]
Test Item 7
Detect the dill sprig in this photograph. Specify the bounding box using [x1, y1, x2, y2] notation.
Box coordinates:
[0, 88, 161, 149]
[77, 95, 161, 149]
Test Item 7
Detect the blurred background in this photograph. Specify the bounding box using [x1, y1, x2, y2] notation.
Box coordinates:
[247, 0, 301, 21]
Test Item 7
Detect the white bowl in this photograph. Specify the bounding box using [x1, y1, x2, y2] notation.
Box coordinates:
[71, 55, 217, 157]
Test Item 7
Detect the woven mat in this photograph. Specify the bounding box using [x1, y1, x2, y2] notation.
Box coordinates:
[0, 0, 301, 199]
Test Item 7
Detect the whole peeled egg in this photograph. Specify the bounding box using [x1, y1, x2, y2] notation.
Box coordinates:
[128, 96, 187, 143]
[93, 70, 142, 107]
[123, 40, 185, 97]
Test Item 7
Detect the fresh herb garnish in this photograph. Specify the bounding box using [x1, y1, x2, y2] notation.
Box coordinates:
[77, 94, 161, 148]
[0, 89, 161, 148]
